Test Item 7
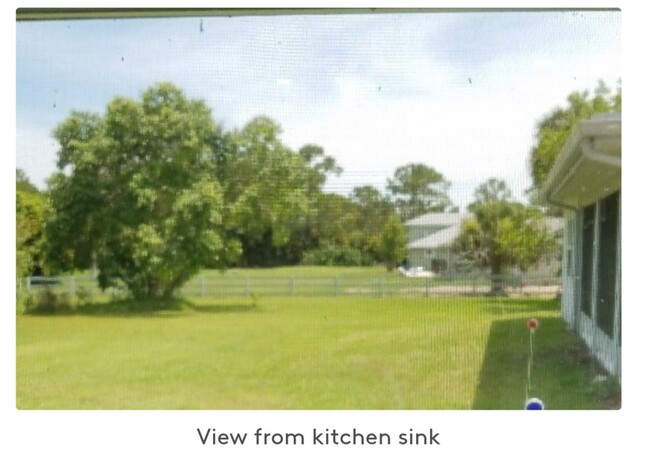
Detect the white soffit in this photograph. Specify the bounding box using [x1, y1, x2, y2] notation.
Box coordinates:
[542, 113, 621, 209]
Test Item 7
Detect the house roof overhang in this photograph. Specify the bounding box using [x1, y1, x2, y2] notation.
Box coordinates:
[407, 224, 462, 249]
[540, 113, 621, 209]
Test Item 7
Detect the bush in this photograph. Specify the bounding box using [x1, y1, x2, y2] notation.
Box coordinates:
[302, 243, 366, 266]
[76, 286, 93, 307]
[16, 289, 34, 315]
[24, 289, 72, 315]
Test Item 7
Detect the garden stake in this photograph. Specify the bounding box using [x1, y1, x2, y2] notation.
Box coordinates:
[525, 318, 544, 410]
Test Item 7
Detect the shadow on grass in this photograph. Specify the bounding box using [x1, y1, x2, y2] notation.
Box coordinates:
[72, 297, 190, 317]
[472, 316, 621, 410]
[53, 297, 260, 317]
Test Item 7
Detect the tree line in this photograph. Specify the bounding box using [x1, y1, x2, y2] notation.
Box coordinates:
[16, 83, 454, 298]
[16, 80, 620, 299]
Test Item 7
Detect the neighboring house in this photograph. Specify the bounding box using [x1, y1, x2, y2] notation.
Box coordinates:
[540, 112, 621, 378]
[405, 213, 467, 274]
[405, 212, 563, 278]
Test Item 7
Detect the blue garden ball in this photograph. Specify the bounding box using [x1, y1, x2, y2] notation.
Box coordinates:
[525, 398, 544, 410]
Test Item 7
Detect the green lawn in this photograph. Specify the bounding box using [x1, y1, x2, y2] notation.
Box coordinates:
[16, 295, 619, 409]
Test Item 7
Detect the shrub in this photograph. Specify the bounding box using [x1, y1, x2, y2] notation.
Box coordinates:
[76, 286, 93, 307]
[302, 243, 365, 266]
[25, 289, 72, 315]
[16, 289, 34, 315]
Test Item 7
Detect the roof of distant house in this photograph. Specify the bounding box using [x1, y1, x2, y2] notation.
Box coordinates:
[407, 224, 463, 249]
[406, 213, 563, 250]
[405, 212, 468, 227]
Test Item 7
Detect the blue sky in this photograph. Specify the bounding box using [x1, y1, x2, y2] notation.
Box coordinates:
[16, 10, 620, 210]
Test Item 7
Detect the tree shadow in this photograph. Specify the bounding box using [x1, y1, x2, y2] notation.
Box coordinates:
[72, 297, 190, 317]
[23, 294, 261, 317]
[472, 316, 621, 409]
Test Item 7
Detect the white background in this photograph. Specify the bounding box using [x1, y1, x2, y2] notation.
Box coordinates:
[4, 1, 646, 458]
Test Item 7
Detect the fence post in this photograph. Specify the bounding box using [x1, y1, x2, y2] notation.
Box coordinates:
[290, 277, 295, 296]
[26, 277, 31, 292]
[335, 277, 341, 296]
[70, 276, 76, 297]
[200, 275, 205, 297]
[245, 276, 251, 296]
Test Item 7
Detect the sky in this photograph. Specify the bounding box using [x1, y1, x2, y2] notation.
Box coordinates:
[16, 10, 621, 210]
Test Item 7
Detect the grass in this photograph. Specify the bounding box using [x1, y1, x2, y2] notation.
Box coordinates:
[16, 295, 619, 410]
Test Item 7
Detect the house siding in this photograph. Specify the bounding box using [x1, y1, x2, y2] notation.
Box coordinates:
[567, 191, 621, 377]
[405, 213, 562, 278]
[405, 213, 466, 274]
[541, 113, 621, 380]
[408, 247, 454, 274]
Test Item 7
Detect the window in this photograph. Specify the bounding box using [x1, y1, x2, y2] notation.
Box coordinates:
[596, 191, 619, 338]
[431, 258, 448, 273]
[580, 204, 596, 316]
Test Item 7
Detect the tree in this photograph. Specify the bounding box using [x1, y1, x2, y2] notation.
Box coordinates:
[473, 178, 512, 204]
[16, 171, 47, 277]
[349, 185, 396, 262]
[454, 179, 555, 295]
[46, 83, 239, 299]
[310, 193, 361, 248]
[529, 80, 621, 191]
[219, 116, 313, 266]
[387, 163, 454, 220]
[16, 169, 40, 194]
[298, 143, 342, 194]
[276, 143, 343, 265]
[380, 214, 408, 271]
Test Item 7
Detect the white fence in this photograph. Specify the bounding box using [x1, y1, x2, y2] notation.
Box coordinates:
[25, 273, 561, 300]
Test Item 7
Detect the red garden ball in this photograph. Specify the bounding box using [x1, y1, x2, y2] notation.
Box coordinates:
[527, 318, 539, 331]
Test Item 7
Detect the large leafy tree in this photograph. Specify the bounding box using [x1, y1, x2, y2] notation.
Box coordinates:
[16, 168, 40, 194]
[46, 83, 238, 299]
[387, 163, 454, 220]
[310, 193, 361, 249]
[219, 117, 313, 266]
[277, 143, 344, 265]
[16, 170, 47, 278]
[454, 179, 556, 294]
[212, 118, 343, 267]
[529, 80, 621, 191]
[298, 143, 342, 195]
